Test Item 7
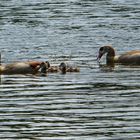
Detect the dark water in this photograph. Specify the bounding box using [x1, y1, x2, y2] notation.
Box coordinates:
[0, 0, 140, 139]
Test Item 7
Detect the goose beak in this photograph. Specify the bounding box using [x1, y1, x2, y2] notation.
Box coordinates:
[97, 53, 103, 62]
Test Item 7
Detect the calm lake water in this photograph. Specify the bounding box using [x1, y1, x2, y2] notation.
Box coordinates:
[0, 0, 140, 139]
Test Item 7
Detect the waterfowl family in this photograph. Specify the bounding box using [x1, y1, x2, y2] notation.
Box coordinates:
[0, 61, 43, 75]
[40, 61, 80, 74]
[97, 45, 140, 65]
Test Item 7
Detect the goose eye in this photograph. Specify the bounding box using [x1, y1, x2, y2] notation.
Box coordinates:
[99, 47, 104, 52]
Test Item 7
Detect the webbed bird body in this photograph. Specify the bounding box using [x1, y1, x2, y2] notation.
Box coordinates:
[97, 45, 140, 65]
[0, 61, 42, 74]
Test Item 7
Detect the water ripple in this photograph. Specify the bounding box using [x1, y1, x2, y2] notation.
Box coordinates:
[0, 0, 140, 139]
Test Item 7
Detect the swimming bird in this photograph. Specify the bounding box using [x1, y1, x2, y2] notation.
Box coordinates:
[40, 61, 59, 73]
[40, 61, 80, 74]
[97, 45, 140, 65]
[59, 62, 80, 74]
[0, 61, 43, 75]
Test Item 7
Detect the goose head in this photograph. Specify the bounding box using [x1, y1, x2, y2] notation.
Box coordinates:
[97, 45, 115, 64]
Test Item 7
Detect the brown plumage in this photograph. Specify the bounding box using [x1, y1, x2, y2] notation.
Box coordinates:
[0, 61, 42, 74]
[97, 45, 140, 65]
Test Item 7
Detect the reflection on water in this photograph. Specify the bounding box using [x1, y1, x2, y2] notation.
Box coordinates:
[0, 0, 140, 139]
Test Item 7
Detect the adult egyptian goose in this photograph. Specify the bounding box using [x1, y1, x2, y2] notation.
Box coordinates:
[0, 61, 43, 74]
[97, 45, 140, 65]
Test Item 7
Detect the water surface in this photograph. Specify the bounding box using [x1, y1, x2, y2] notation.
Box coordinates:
[0, 0, 140, 139]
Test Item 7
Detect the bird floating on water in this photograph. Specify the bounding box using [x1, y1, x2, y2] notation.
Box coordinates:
[0, 61, 43, 75]
[97, 45, 140, 65]
[40, 61, 80, 74]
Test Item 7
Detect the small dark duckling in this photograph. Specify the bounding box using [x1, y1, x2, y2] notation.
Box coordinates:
[40, 62, 49, 74]
[40, 61, 59, 73]
[40, 61, 80, 74]
[59, 62, 80, 74]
